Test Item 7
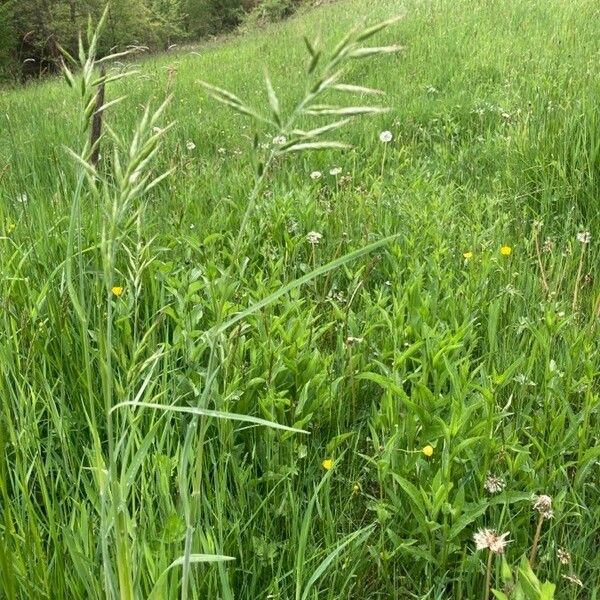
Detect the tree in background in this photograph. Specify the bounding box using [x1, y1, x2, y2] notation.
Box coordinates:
[149, 0, 187, 48]
[0, 0, 300, 81]
[0, 1, 17, 78]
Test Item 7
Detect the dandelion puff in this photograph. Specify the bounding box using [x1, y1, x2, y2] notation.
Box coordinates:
[473, 529, 510, 554]
[543, 238, 554, 253]
[217, 147, 226, 155]
[484, 474, 506, 494]
[329, 167, 342, 176]
[533, 494, 554, 519]
[339, 174, 352, 188]
[310, 171, 322, 180]
[306, 231, 322, 245]
[557, 548, 571, 565]
[379, 130, 393, 143]
[577, 231, 591, 244]
[186, 140, 196, 151]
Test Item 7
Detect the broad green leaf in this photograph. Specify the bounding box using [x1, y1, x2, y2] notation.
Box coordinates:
[209, 234, 399, 337]
[148, 554, 234, 600]
[110, 401, 308, 434]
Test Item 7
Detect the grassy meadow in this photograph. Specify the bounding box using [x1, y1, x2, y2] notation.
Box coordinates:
[1, 0, 599, 598]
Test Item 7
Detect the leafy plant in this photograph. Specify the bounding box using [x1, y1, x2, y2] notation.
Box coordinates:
[492, 558, 556, 600]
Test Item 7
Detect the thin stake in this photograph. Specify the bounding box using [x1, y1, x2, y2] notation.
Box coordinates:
[90, 65, 106, 167]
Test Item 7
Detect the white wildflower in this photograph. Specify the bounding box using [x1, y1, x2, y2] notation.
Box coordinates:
[533, 494, 554, 519]
[484, 474, 506, 494]
[379, 130, 393, 143]
[306, 231, 322, 245]
[310, 171, 322, 180]
[272, 135, 287, 146]
[577, 231, 591, 244]
[186, 141, 196, 151]
[329, 167, 342, 176]
[473, 529, 510, 554]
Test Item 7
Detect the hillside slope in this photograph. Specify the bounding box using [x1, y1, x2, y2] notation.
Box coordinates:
[1, 0, 599, 598]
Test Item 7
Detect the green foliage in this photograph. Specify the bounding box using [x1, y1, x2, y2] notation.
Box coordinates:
[493, 558, 556, 600]
[243, 0, 303, 28]
[185, 0, 246, 38]
[0, 0, 599, 598]
[0, 1, 15, 72]
[149, 0, 188, 47]
[0, 0, 305, 79]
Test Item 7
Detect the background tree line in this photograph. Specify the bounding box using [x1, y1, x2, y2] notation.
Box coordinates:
[0, 0, 303, 81]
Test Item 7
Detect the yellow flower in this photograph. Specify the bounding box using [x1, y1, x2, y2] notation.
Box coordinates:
[463, 251, 473, 259]
[500, 246, 512, 256]
[322, 458, 333, 470]
[111, 286, 124, 297]
[422, 445, 434, 457]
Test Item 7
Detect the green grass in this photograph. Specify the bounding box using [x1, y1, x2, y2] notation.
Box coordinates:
[1, 0, 599, 598]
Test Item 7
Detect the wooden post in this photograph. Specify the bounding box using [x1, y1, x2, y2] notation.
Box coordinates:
[90, 65, 106, 168]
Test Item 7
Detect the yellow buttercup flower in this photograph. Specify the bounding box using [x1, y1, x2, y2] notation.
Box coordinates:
[322, 458, 333, 470]
[422, 445, 434, 457]
[111, 286, 124, 297]
[463, 251, 473, 259]
[500, 246, 512, 256]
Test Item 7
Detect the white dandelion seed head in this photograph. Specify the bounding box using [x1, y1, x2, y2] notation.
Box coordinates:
[484, 474, 506, 494]
[533, 494, 554, 519]
[379, 130, 393, 143]
[329, 167, 342, 176]
[287, 219, 300, 234]
[543, 237, 554, 253]
[306, 231, 322, 245]
[557, 548, 571, 565]
[576, 231, 591, 244]
[328, 290, 346, 304]
[186, 141, 196, 151]
[310, 171, 322, 180]
[217, 147, 226, 155]
[473, 529, 510, 554]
